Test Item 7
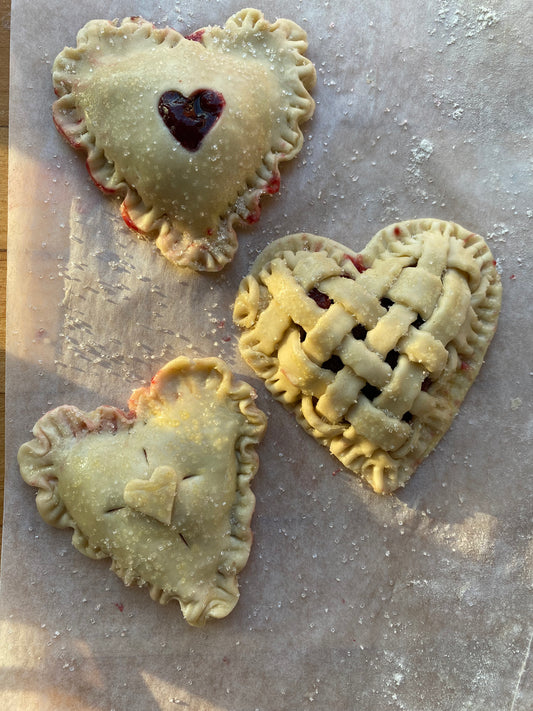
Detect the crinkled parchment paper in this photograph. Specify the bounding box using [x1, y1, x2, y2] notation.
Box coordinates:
[1, 1, 532, 709]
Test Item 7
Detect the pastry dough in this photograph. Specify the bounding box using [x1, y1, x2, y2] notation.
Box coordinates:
[234, 219, 501, 494]
[52, 10, 316, 271]
[18, 357, 267, 626]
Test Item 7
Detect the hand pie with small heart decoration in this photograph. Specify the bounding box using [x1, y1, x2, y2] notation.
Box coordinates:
[52, 10, 316, 271]
[17, 357, 267, 626]
[234, 219, 501, 494]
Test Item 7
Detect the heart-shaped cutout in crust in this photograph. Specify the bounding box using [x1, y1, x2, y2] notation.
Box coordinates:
[52, 11, 316, 272]
[18, 357, 267, 626]
[158, 89, 225, 152]
[233, 219, 501, 494]
[123, 465, 180, 526]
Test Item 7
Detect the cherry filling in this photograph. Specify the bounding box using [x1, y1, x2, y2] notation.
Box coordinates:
[308, 287, 332, 309]
[385, 350, 399, 369]
[321, 355, 344, 373]
[421, 376, 433, 391]
[352, 324, 367, 340]
[361, 383, 381, 400]
[158, 89, 225, 152]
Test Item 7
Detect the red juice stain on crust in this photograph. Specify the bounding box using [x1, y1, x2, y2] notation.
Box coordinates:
[53, 114, 83, 150]
[88, 162, 118, 195]
[245, 202, 261, 224]
[244, 173, 280, 223]
[265, 172, 281, 195]
[186, 29, 205, 42]
[120, 203, 143, 233]
[345, 253, 367, 273]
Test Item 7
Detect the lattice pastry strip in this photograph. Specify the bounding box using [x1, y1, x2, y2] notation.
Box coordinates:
[397, 327, 448, 375]
[345, 396, 411, 453]
[422, 270, 472, 344]
[302, 304, 357, 363]
[365, 304, 416, 356]
[319, 276, 385, 328]
[373, 356, 427, 418]
[234, 219, 502, 493]
[316, 368, 366, 423]
[278, 330, 335, 398]
[388, 267, 443, 320]
[335, 337, 393, 388]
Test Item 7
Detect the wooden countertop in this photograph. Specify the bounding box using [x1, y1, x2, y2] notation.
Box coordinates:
[0, 0, 10, 554]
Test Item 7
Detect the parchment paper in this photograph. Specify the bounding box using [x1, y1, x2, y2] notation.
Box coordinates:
[1, 1, 532, 709]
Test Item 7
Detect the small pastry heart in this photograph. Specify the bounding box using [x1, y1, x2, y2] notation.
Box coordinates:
[123, 465, 181, 526]
[18, 357, 267, 626]
[158, 89, 225, 152]
[234, 219, 502, 494]
[52, 10, 315, 271]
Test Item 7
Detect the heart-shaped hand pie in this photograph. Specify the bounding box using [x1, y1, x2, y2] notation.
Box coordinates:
[18, 357, 267, 626]
[233, 219, 501, 494]
[52, 10, 316, 271]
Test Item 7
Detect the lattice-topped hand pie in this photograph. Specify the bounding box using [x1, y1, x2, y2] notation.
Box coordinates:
[52, 10, 316, 271]
[234, 219, 501, 494]
[17, 357, 267, 626]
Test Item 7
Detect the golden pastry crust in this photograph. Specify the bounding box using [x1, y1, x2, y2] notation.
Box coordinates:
[18, 357, 267, 626]
[234, 219, 501, 494]
[52, 10, 316, 271]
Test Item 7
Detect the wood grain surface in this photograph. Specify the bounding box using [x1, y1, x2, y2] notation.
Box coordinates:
[0, 0, 10, 555]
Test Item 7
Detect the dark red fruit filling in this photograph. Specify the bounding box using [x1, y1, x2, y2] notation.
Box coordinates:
[421, 376, 432, 391]
[321, 355, 344, 373]
[385, 350, 399, 368]
[352, 324, 367, 340]
[361, 383, 381, 401]
[308, 288, 332, 309]
[158, 89, 225, 152]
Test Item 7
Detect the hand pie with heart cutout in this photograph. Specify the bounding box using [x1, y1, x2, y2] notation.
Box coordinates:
[234, 219, 501, 494]
[18, 357, 267, 626]
[52, 10, 316, 271]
